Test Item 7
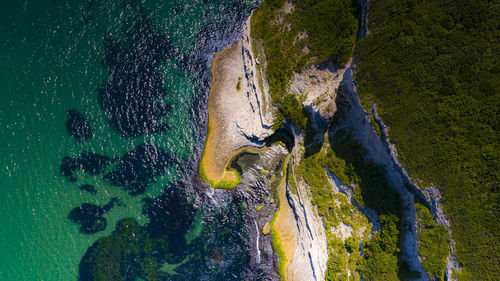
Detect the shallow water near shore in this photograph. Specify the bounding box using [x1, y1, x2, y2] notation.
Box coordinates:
[0, 0, 259, 280]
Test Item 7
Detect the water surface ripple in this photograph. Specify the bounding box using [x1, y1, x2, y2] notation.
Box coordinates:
[0, 0, 275, 280]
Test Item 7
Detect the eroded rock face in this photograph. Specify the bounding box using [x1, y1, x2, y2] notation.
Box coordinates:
[285, 132, 329, 281]
[229, 143, 288, 280]
[200, 15, 277, 187]
[289, 62, 349, 131]
[209, 18, 275, 153]
[238, 16, 275, 141]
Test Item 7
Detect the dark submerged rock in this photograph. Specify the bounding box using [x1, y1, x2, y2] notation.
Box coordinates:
[124, 182, 147, 195]
[68, 198, 117, 234]
[98, 1, 174, 138]
[60, 152, 111, 182]
[78, 188, 194, 281]
[142, 186, 195, 239]
[60, 156, 79, 182]
[66, 109, 94, 142]
[78, 184, 97, 194]
[60, 144, 171, 195]
[79, 218, 149, 281]
[104, 143, 172, 195]
[77, 152, 111, 175]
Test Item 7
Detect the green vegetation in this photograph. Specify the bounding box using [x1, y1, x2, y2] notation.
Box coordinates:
[291, 125, 418, 280]
[328, 128, 409, 280]
[198, 162, 240, 190]
[415, 203, 449, 280]
[359, 214, 400, 281]
[251, 0, 358, 129]
[355, 0, 500, 278]
[236, 76, 242, 91]
[296, 141, 368, 281]
[270, 156, 291, 279]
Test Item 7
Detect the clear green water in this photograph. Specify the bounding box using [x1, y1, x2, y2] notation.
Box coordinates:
[0, 0, 256, 279]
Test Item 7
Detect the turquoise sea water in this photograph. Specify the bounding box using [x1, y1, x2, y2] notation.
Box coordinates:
[0, 1, 257, 280]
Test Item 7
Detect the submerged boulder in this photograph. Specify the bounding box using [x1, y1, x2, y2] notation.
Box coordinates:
[68, 198, 118, 234]
[104, 143, 172, 195]
[66, 110, 94, 142]
[78, 184, 97, 194]
[60, 152, 111, 182]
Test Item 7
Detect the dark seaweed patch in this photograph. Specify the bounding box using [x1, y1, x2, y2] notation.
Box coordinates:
[60, 152, 111, 182]
[68, 198, 118, 234]
[61, 0, 279, 279]
[123, 182, 147, 196]
[103, 143, 173, 195]
[78, 184, 98, 194]
[79, 218, 148, 281]
[61, 143, 171, 195]
[98, 1, 174, 138]
[143, 185, 195, 239]
[78, 183, 257, 281]
[79, 188, 194, 280]
[172, 193, 251, 280]
[66, 110, 94, 142]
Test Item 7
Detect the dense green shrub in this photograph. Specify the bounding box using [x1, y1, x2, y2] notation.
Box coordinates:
[415, 203, 449, 281]
[355, 0, 500, 278]
[251, 0, 358, 129]
[294, 128, 407, 280]
[328, 129, 404, 280]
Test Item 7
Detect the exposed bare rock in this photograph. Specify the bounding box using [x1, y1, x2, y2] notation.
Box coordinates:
[199, 16, 275, 187]
[262, 221, 271, 235]
[289, 63, 348, 131]
[281, 131, 329, 281]
[286, 179, 329, 281]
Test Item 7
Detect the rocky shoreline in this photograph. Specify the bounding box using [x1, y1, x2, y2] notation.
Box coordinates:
[199, 15, 274, 189]
[199, 13, 330, 280]
[199, 2, 456, 280]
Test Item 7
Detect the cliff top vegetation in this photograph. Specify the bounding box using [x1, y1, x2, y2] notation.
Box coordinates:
[355, 0, 499, 278]
[251, 0, 359, 129]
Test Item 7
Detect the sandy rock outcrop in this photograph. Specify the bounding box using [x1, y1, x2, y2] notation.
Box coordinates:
[286, 178, 329, 281]
[199, 16, 275, 187]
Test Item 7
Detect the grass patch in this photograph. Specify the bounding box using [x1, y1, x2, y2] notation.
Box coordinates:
[270, 155, 291, 279]
[236, 76, 242, 91]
